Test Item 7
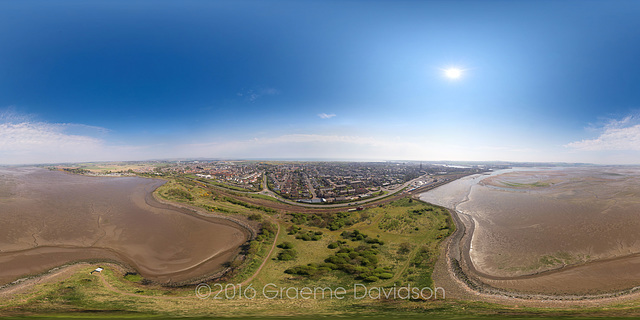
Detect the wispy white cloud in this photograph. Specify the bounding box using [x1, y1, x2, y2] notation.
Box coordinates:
[236, 87, 280, 102]
[179, 133, 436, 161]
[1, 106, 587, 165]
[258, 134, 404, 146]
[0, 110, 151, 164]
[317, 113, 336, 119]
[0, 121, 106, 164]
[0, 122, 102, 150]
[565, 115, 640, 151]
[0, 106, 34, 123]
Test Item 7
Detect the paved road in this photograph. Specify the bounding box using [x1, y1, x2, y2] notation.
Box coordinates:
[303, 173, 318, 199]
[251, 172, 433, 208]
[193, 171, 437, 209]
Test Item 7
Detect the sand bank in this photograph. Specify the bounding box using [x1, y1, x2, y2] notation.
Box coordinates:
[422, 167, 640, 295]
[0, 167, 250, 286]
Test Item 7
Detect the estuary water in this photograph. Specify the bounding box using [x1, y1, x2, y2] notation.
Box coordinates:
[421, 167, 640, 294]
[0, 167, 249, 285]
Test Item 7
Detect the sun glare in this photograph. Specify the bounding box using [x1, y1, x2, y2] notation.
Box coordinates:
[444, 67, 463, 79]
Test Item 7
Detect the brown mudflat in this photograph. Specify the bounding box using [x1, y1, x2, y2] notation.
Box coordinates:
[421, 167, 640, 295]
[0, 167, 249, 285]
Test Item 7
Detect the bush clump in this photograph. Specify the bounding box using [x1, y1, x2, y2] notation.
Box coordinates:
[341, 229, 384, 244]
[288, 226, 323, 241]
[288, 212, 359, 231]
[256, 222, 277, 241]
[285, 264, 326, 277]
[397, 242, 412, 254]
[277, 249, 298, 261]
[411, 246, 431, 267]
[287, 240, 391, 282]
[277, 241, 294, 249]
[166, 188, 193, 201]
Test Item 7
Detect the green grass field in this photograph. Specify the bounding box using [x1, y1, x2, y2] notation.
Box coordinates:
[4, 178, 640, 318]
[3, 262, 640, 319]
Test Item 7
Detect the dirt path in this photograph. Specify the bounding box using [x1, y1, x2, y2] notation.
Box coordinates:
[239, 219, 280, 286]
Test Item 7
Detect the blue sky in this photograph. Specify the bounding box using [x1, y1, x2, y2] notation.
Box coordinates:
[2, 0, 640, 164]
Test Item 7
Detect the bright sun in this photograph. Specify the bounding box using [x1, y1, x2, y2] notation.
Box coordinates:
[444, 68, 463, 79]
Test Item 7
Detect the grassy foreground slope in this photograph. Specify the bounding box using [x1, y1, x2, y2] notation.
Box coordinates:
[4, 177, 640, 318]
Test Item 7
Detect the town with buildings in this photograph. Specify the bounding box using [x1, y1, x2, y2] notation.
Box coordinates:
[52, 160, 497, 202]
[263, 161, 489, 202]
